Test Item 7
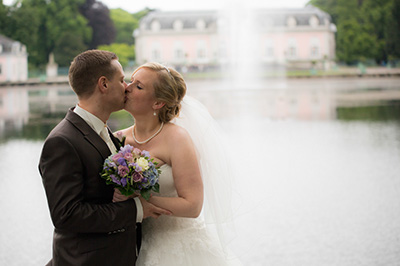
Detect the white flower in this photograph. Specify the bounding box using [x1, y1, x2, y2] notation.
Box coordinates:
[136, 157, 149, 171]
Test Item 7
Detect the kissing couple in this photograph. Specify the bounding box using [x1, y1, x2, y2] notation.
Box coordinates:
[39, 49, 241, 265]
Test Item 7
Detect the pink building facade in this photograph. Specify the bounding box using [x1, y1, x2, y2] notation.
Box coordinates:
[135, 5, 336, 70]
[0, 34, 28, 82]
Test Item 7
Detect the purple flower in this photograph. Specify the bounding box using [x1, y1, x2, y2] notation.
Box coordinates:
[118, 165, 129, 177]
[124, 152, 134, 162]
[111, 174, 121, 185]
[120, 144, 133, 154]
[121, 178, 127, 187]
[117, 157, 127, 167]
[133, 148, 141, 156]
[132, 172, 143, 182]
[112, 153, 123, 161]
[141, 150, 150, 158]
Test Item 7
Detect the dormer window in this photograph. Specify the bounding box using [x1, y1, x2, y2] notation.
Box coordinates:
[287, 16, 297, 27]
[309, 16, 319, 27]
[151, 20, 161, 32]
[12, 42, 20, 53]
[173, 20, 184, 31]
[196, 19, 206, 30]
[140, 22, 147, 31]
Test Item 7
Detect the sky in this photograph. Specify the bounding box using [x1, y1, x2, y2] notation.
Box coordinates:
[4, 0, 311, 14]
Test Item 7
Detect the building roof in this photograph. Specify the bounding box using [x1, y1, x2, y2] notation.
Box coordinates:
[140, 10, 218, 30]
[139, 5, 333, 31]
[0, 34, 26, 54]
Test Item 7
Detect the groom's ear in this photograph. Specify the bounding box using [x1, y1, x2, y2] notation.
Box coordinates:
[98, 76, 108, 93]
[153, 101, 165, 110]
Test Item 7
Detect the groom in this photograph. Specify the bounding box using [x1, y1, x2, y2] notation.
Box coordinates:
[39, 50, 169, 265]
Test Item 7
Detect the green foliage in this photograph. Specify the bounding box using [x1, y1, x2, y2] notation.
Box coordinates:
[54, 31, 88, 66]
[98, 43, 135, 67]
[336, 102, 400, 121]
[109, 7, 151, 45]
[336, 19, 379, 63]
[46, 0, 91, 67]
[309, 0, 399, 64]
[0, 0, 91, 68]
[110, 8, 138, 44]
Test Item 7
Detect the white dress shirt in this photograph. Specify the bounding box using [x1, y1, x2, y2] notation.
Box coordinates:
[74, 105, 143, 222]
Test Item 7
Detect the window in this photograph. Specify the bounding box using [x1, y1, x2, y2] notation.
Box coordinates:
[309, 16, 319, 28]
[196, 19, 206, 30]
[310, 38, 320, 58]
[151, 20, 161, 32]
[173, 20, 184, 31]
[264, 39, 274, 59]
[151, 42, 161, 61]
[287, 16, 297, 28]
[174, 42, 184, 62]
[12, 42, 20, 53]
[287, 38, 297, 58]
[196, 40, 207, 60]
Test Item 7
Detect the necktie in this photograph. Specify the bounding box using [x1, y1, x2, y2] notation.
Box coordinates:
[100, 125, 117, 153]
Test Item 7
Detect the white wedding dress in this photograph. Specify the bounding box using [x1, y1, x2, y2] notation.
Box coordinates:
[136, 164, 241, 266]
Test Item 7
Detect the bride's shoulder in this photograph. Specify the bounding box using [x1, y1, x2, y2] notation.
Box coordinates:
[163, 123, 191, 142]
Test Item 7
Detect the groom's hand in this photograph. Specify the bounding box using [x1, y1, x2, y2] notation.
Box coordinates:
[140, 197, 172, 219]
[113, 188, 134, 202]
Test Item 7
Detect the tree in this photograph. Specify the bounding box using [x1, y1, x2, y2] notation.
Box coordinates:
[336, 19, 379, 63]
[53, 31, 88, 66]
[0, 1, 9, 31]
[98, 43, 135, 67]
[2, 0, 48, 67]
[309, 0, 398, 64]
[46, 0, 92, 66]
[385, 0, 400, 62]
[110, 8, 138, 45]
[1, 0, 91, 68]
[80, 0, 116, 49]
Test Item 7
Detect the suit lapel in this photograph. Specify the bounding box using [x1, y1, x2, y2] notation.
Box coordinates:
[65, 108, 111, 160]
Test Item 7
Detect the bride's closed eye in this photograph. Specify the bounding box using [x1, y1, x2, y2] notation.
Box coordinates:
[131, 80, 143, 90]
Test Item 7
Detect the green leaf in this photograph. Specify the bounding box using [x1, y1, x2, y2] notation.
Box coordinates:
[153, 183, 160, 193]
[141, 189, 151, 201]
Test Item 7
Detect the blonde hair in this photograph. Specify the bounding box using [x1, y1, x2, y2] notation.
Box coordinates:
[132, 62, 187, 123]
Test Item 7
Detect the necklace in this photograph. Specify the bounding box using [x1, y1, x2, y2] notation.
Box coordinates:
[132, 122, 164, 144]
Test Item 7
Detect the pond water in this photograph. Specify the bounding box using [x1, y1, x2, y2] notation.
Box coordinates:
[1, 77, 400, 265]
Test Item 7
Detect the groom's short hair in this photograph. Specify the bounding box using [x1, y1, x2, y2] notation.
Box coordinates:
[69, 49, 118, 98]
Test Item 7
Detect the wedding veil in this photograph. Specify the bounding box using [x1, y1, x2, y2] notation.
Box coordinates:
[172, 95, 238, 251]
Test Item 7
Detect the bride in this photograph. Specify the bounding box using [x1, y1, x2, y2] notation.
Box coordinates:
[113, 62, 241, 266]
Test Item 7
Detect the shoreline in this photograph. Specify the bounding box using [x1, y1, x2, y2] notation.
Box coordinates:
[1, 67, 400, 87]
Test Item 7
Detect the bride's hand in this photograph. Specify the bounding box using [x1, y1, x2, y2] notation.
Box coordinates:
[113, 188, 135, 202]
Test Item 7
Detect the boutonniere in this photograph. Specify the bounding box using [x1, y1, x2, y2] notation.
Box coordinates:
[115, 131, 126, 149]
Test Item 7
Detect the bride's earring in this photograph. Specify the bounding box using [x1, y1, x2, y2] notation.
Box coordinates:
[153, 110, 157, 116]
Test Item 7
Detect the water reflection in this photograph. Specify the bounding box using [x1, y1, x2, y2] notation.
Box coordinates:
[0, 88, 29, 136]
[1, 78, 400, 265]
[1, 78, 400, 142]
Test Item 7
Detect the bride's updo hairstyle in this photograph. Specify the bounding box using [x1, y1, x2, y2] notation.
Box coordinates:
[132, 62, 186, 123]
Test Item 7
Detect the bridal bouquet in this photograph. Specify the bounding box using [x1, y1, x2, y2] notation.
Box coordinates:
[100, 144, 160, 200]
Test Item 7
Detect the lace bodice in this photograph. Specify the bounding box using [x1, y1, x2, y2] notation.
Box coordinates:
[136, 164, 238, 266]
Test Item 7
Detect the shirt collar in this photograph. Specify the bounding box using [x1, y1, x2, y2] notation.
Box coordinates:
[73, 104, 106, 135]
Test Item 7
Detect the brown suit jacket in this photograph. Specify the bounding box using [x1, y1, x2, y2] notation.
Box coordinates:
[39, 108, 138, 266]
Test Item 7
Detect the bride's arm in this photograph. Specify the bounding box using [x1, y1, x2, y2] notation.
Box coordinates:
[148, 127, 204, 218]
